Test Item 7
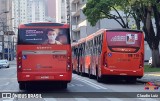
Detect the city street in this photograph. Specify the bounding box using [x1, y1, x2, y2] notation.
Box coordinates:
[0, 61, 159, 101]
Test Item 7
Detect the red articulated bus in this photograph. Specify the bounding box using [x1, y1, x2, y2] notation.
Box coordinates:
[71, 42, 78, 73]
[17, 22, 72, 90]
[74, 29, 144, 82]
[77, 38, 86, 75]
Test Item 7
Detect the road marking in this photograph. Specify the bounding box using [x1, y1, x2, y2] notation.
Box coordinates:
[75, 98, 90, 101]
[73, 76, 107, 89]
[0, 90, 19, 92]
[107, 98, 124, 101]
[0, 82, 9, 86]
[73, 77, 100, 89]
[44, 98, 57, 101]
[75, 84, 84, 87]
[68, 84, 75, 87]
[2, 98, 14, 101]
[138, 98, 159, 101]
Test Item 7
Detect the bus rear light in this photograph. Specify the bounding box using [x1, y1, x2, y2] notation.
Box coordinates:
[139, 52, 144, 68]
[67, 56, 71, 71]
[18, 65, 22, 68]
[103, 52, 108, 67]
[18, 54, 22, 71]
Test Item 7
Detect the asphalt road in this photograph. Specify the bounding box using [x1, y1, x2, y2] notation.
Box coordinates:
[0, 62, 159, 101]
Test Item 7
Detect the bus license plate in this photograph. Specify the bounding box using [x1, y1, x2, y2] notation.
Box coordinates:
[40, 76, 49, 79]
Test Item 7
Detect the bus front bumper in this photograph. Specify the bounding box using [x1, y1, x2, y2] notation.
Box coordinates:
[17, 72, 72, 82]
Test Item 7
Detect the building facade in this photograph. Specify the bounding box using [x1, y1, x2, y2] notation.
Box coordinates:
[12, 0, 46, 28]
[46, 0, 68, 24]
[71, 0, 87, 41]
[0, 0, 14, 60]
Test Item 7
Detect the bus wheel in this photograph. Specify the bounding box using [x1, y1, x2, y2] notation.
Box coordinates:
[88, 68, 93, 79]
[96, 68, 102, 82]
[77, 66, 80, 75]
[19, 83, 26, 90]
[61, 83, 67, 89]
[80, 66, 84, 76]
[126, 78, 137, 83]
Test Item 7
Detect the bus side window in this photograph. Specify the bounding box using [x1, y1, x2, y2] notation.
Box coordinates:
[100, 34, 103, 53]
[93, 37, 96, 55]
[91, 40, 93, 55]
[96, 36, 98, 55]
[83, 43, 85, 56]
[89, 41, 91, 55]
[80, 45, 82, 57]
[98, 34, 103, 54]
[87, 41, 89, 55]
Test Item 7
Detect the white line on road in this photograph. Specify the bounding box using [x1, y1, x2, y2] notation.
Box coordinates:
[0, 90, 19, 92]
[138, 98, 160, 101]
[43, 98, 57, 101]
[75, 98, 90, 101]
[73, 76, 107, 90]
[0, 82, 9, 86]
[107, 98, 124, 101]
[2, 98, 14, 101]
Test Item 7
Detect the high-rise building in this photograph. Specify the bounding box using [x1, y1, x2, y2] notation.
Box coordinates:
[46, 0, 68, 23]
[12, 0, 46, 28]
[71, 0, 88, 41]
[45, 0, 56, 22]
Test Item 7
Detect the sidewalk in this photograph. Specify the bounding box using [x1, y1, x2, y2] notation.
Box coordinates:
[9, 59, 16, 65]
[137, 72, 160, 86]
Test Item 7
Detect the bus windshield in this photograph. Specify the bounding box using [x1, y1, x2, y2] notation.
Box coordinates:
[107, 31, 142, 47]
[18, 28, 70, 45]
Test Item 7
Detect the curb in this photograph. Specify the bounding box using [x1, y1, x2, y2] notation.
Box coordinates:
[137, 79, 160, 87]
[137, 80, 147, 83]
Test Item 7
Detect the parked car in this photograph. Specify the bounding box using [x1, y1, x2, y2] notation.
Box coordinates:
[148, 57, 152, 65]
[0, 59, 10, 69]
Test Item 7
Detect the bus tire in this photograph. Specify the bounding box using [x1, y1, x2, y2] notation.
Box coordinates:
[96, 68, 102, 82]
[88, 68, 93, 79]
[6, 66, 9, 68]
[126, 77, 137, 83]
[80, 65, 84, 76]
[19, 83, 26, 90]
[77, 66, 80, 75]
[61, 83, 67, 89]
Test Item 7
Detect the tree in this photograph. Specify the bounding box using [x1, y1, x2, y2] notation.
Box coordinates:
[83, 0, 132, 28]
[83, 0, 160, 67]
[129, 0, 160, 67]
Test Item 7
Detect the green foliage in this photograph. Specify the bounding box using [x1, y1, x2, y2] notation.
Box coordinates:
[83, 0, 131, 27]
[144, 65, 160, 72]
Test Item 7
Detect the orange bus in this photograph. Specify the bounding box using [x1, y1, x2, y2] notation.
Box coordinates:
[76, 38, 86, 75]
[71, 42, 78, 73]
[76, 29, 144, 82]
[17, 23, 72, 90]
